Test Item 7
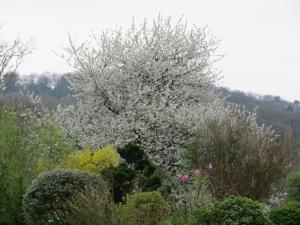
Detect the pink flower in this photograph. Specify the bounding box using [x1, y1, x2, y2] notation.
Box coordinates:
[179, 175, 189, 183]
[194, 168, 201, 176]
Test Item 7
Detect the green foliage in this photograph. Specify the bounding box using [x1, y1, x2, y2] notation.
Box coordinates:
[118, 142, 145, 165]
[119, 191, 168, 225]
[22, 169, 107, 225]
[121, 143, 169, 195]
[135, 162, 165, 192]
[35, 114, 75, 171]
[65, 186, 118, 225]
[0, 108, 23, 225]
[287, 172, 300, 201]
[0, 105, 77, 225]
[104, 143, 169, 203]
[0, 107, 38, 225]
[193, 196, 273, 225]
[118, 142, 155, 174]
[103, 163, 136, 202]
[159, 217, 196, 225]
[268, 201, 300, 225]
[193, 206, 214, 225]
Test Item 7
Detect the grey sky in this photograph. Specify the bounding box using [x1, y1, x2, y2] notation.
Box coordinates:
[1, 0, 299, 101]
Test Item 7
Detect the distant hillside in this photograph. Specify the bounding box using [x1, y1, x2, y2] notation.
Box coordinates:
[1, 73, 299, 166]
[217, 87, 300, 132]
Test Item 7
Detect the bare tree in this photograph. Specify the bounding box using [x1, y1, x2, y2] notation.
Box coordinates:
[0, 28, 33, 89]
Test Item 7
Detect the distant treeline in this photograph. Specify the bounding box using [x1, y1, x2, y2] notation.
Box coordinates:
[1, 72, 300, 166]
[0, 72, 75, 108]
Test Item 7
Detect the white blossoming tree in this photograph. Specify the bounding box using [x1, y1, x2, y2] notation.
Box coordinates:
[58, 16, 223, 170]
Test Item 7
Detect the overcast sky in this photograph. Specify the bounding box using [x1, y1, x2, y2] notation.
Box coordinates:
[1, 0, 299, 101]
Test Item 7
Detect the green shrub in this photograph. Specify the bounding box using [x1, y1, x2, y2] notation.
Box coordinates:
[103, 163, 136, 202]
[22, 169, 107, 225]
[0, 107, 42, 225]
[120, 191, 168, 225]
[65, 186, 118, 225]
[120, 143, 169, 195]
[287, 172, 300, 201]
[34, 113, 76, 172]
[104, 143, 170, 202]
[118, 142, 145, 165]
[159, 217, 196, 225]
[193, 206, 214, 225]
[135, 162, 165, 192]
[0, 106, 77, 225]
[268, 201, 300, 225]
[194, 196, 273, 225]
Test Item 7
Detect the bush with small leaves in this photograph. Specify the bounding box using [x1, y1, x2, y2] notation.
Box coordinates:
[119, 191, 168, 225]
[22, 169, 108, 225]
[268, 201, 300, 225]
[193, 196, 273, 225]
[192, 206, 214, 225]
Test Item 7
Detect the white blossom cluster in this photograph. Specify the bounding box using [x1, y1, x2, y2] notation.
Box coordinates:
[57, 16, 223, 171]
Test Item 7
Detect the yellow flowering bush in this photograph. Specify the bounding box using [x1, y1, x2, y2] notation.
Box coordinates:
[36, 145, 120, 175]
[63, 145, 120, 175]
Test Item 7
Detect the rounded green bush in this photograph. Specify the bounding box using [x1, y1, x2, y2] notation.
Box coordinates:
[268, 201, 300, 225]
[22, 169, 107, 225]
[194, 196, 273, 225]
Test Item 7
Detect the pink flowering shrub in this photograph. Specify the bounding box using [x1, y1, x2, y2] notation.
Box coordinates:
[194, 168, 201, 176]
[179, 175, 189, 183]
[177, 163, 214, 217]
